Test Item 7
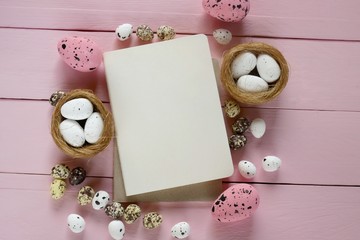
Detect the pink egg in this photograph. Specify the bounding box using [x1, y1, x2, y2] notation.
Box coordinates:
[211, 183, 259, 222]
[57, 36, 102, 72]
[202, 0, 250, 22]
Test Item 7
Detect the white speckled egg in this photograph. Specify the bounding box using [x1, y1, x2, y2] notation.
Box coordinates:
[257, 54, 281, 83]
[59, 119, 85, 147]
[108, 220, 125, 240]
[67, 214, 85, 233]
[237, 75, 269, 92]
[262, 156, 281, 172]
[60, 98, 93, 120]
[250, 118, 266, 138]
[231, 52, 257, 79]
[92, 190, 110, 210]
[116, 24, 133, 41]
[171, 222, 190, 239]
[213, 29, 232, 45]
[238, 160, 256, 179]
[84, 112, 104, 144]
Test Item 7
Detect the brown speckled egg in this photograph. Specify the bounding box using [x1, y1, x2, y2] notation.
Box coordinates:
[224, 100, 240, 118]
[104, 202, 124, 219]
[51, 164, 70, 179]
[136, 25, 154, 41]
[124, 204, 142, 224]
[157, 25, 176, 41]
[50, 179, 66, 200]
[232, 117, 251, 134]
[77, 186, 95, 205]
[143, 212, 162, 229]
[229, 134, 247, 150]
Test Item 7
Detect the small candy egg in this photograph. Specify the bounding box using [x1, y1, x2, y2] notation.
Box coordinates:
[213, 29, 232, 45]
[262, 156, 281, 172]
[92, 190, 110, 210]
[105, 202, 124, 219]
[57, 36, 102, 72]
[202, 0, 250, 22]
[157, 25, 176, 41]
[237, 75, 269, 93]
[238, 160, 256, 179]
[257, 54, 281, 83]
[115, 23, 133, 41]
[229, 134, 247, 150]
[250, 118, 266, 138]
[223, 100, 240, 118]
[69, 167, 86, 186]
[49, 91, 66, 106]
[67, 214, 86, 233]
[171, 222, 190, 239]
[231, 52, 257, 79]
[123, 204, 142, 224]
[143, 212, 163, 229]
[60, 98, 93, 120]
[211, 183, 259, 222]
[136, 25, 154, 41]
[51, 164, 70, 179]
[84, 112, 104, 144]
[232, 117, 251, 134]
[108, 220, 125, 240]
[50, 179, 66, 200]
[59, 119, 86, 148]
[77, 186, 95, 206]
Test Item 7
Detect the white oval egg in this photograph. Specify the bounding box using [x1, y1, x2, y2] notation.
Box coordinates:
[257, 54, 281, 83]
[108, 220, 125, 240]
[67, 213, 85, 233]
[250, 118, 266, 138]
[92, 190, 110, 210]
[237, 75, 269, 92]
[238, 160, 256, 179]
[213, 28, 232, 45]
[60, 98, 93, 120]
[59, 119, 85, 147]
[231, 52, 257, 79]
[171, 222, 190, 239]
[262, 156, 282, 172]
[84, 112, 104, 144]
[115, 23, 133, 41]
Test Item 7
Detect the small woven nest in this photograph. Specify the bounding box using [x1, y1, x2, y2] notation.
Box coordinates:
[51, 89, 114, 158]
[221, 42, 289, 105]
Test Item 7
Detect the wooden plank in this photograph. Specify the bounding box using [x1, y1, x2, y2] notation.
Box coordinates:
[0, 0, 360, 40]
[1, 174, 359, 240]
[1, 28, 360, 111]
[1, 99, 360, 185]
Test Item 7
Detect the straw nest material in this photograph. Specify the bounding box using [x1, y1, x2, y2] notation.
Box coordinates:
[51, 89, 114, 158]
[221, 42, 289, 105]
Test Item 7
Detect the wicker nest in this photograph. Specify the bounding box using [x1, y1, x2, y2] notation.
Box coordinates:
[221, 42, 289, 105]
[51, 89, 114, 158]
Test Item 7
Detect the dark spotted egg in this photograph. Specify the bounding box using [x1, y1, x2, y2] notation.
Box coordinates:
[57, 36, 102, 72]
[202, 0, 250, 22]
[211, 183, 259, 222]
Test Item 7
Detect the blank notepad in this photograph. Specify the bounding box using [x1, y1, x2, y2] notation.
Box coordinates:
[104, 34, 233, 196]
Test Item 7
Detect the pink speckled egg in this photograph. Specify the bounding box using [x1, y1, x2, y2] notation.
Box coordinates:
[211, 184, 259, 222]
[202, 0, 250, 22]
[57, 36, 102, 72]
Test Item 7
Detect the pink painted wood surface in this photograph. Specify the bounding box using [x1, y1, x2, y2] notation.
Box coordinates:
[1, 1, 360, 40]
[1, 174, 359, 240]
[1, 28, 360, 111]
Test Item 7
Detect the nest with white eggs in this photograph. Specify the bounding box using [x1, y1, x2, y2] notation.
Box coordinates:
[221, 42, 289, 105]
[51, 89, 114, 158]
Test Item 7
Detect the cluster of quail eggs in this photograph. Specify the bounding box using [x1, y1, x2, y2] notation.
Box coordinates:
[115, 23, 176, 42]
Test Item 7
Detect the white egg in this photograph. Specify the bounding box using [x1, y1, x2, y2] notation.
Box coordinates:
[238, 160, 256, 179]
[250, 118, 266, 138]
[257, 54, 281, 83]
[213, 28, 232, 45]
[67, 213, 85, 233]
[108, 220, 125, 240]
[59, 119, 85, 147]
[92, 190, 110, 210]
[171, 222, 190, 239]
[262, 156, 282, 172]
[60, 98, 93, 120]
[84, 112, 104, 144]
[116, 23, 133, 41]
[237, 75, 269, 92]
[231, 52, 257, 79]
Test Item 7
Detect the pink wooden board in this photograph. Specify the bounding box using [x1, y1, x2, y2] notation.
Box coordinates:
[1, 174, 359, 240]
